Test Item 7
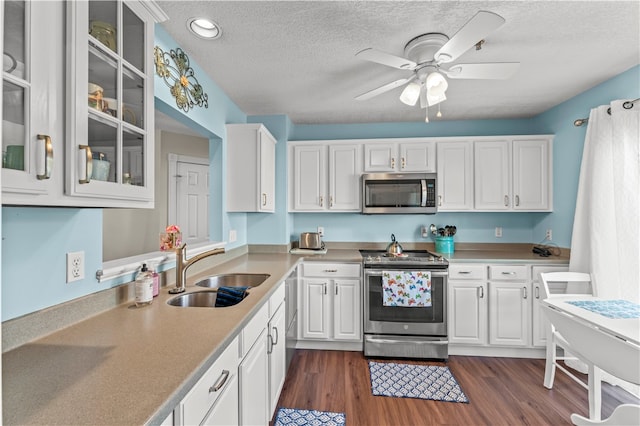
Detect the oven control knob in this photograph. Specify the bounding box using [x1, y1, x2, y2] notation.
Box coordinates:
[403, 324, 409, 330]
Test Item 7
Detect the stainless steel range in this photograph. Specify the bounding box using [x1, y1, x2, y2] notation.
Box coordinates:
[361, 249, 449, 360]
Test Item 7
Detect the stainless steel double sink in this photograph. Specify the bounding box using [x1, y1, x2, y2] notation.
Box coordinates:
[167, 273, 270, 308]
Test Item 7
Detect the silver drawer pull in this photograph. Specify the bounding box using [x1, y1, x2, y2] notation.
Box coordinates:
[458, 271, 472, 275]
[535, 286, 540, 299]
[501, 271, 517, 275]
[209, 370, 230, 393]
[272, 326, 279, 346]
[36, 134, 53, 180]
[324, 269, 338, 273]
[523, 287, 528, 299]
[477, 286, 484, 298]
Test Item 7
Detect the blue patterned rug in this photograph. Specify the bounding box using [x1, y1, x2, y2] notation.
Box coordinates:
[368, 361, 469, 403]
[274, 407, 346, 425]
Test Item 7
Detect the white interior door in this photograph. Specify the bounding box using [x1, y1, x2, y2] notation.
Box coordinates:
[176, 160, 209, 245]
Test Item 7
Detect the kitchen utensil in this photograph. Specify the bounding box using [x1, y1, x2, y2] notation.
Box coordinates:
[430, 224, 437, 235]
[386, 234, 403, 255]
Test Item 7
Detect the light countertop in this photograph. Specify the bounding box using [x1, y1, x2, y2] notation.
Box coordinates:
[2, 245, 568, 425]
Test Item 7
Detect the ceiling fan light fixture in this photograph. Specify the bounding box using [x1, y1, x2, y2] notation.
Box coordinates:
[399, 82, 422, 106]
[426, 71, 448, 94]
[426, 90, 446, 107]
[187, 17, 221, 40]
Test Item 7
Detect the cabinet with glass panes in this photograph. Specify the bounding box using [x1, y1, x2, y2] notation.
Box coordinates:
[65, 0, 164, 207]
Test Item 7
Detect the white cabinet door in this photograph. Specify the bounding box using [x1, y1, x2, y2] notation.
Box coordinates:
[65, 0, 157, 207]
[436, 141, 474, 210]
[202, 374, 239, 426]
[227, 123, 276, 212]
[2, 1, 63, 202]
[512, 139, 551, 210]
[363, 142, 395, 172]
[488, 282, 531, 346]
[328, 144, 361, 211]
[259, 128, 276, 212]
[399, 141, 436, 172]
[239, 328, 269, 426]
[301, 278, 330, 339]
[268, 302, 286, 418]
[449, 281, 488, 345]
[333, 279, 361, 341]
[474, 140, 511, 210]
[291, 144, 326, 211]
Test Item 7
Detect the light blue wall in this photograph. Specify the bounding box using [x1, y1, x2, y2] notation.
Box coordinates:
[1, 19, 637, 325]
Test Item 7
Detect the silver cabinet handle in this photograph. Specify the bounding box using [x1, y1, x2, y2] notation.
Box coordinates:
[523, 287, 528, 299]
[330, 195, 333, 207]
[272, 326, 279, 346]
[478, 286, 484, 298]
[458, 271, 472, 275]
[515, 195, 520, 206]
[504, 195, 509, 206]
[501, 271, 517, 275]
[438, 195, 442, 206]
[78, 145, 93, 184]
[335, 285, 338, 295]
[391, 157, 395, 169]
[209, 370, 230, 393]
[262, 193, 267, 206]
[401, 157, 406, 169]
[535, 286, 540, 299]
[324, 269, 338, 273]
[323, 283, 327, 294]
[319, 195, 323, 207]
[36, 134, 53, 180]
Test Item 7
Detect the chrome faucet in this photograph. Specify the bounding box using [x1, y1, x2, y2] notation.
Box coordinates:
[169, 243, 225, 294]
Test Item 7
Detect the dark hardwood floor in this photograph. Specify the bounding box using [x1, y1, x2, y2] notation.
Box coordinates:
[274, 350, 639, 425]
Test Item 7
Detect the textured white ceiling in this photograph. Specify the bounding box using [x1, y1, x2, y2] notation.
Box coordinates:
[156, 1, 640, 125]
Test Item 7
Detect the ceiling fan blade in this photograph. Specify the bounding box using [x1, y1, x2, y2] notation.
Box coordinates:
[444, 62, 520, 79]
[434, 11, 506, 64]
[355, 48, 417, 70]
[355, 76, 415, 101]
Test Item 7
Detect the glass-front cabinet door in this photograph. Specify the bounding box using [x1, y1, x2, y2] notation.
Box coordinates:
[66, 0, 156, 207]
[2, 0, 63, 201]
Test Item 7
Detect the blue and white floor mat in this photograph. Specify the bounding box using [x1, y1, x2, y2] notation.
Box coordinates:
[368, 361, 469, 403]
[274, 407, 346, 426]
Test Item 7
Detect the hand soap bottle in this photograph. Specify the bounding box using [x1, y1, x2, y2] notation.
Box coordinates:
[135, 263, 154, 307]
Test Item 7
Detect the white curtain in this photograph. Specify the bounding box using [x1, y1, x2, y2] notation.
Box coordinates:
[570, 99, 640, 303]
[569, 100, 640, 393]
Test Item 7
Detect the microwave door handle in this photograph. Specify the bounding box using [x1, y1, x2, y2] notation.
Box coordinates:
[421, 179, 427, 207]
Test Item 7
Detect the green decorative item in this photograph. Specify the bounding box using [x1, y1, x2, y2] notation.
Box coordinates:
[154, 46, 209, 112]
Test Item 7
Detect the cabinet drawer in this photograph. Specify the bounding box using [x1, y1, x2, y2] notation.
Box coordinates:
[181, 336, 239, 426]
[241, 302, 268, 357]
[531, 265, 569, 282]
[269, 282, 285, 318]
[449, 264, 486, 280]
[302, 263, 361, 278]
[488, 265, 529, 281]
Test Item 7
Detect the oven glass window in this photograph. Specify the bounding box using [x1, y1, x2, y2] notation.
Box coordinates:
[367, 273, 444, 323]
[364, 180, 422, 207]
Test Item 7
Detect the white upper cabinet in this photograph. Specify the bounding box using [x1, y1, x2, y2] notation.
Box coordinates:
[2, 0, 64, 203]
[474, 136, 553, 211]
[227, 123, 277, 212]
[65, 0, 159, 207]
[289, 141, 361, 212]
[363, 139, 436, 172]
[436, 140, 474, 211]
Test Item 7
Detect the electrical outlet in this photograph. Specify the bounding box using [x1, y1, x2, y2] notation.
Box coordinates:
[229, 229, 237, 242]
[317, 226, 324, 237]
[66, 251, 85, 283]
[495, 227, 503, 238]
[545, 229, 553, 241]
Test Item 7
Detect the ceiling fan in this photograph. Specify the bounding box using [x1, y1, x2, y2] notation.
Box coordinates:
[354, 11, 519, 120]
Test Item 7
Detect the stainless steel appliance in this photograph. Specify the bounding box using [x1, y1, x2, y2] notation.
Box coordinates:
[299, 232, 324, 250]
[284, 267, 298, 369]
[361, 249, 449, 359]
[362, 173, 437, 214]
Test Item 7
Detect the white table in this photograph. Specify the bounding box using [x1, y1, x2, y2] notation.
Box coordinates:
[541, 296, 640, 420]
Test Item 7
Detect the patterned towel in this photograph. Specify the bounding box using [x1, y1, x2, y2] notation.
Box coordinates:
[215, 286, 249, 307]
[382, 271, 431, 307]
[567, 299, 640, 319]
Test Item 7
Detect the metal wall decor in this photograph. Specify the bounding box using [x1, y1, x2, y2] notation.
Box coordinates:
[154, 46, 209, 112]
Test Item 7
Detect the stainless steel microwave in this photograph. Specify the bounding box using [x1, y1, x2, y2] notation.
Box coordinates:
[362, 173, 437, 214]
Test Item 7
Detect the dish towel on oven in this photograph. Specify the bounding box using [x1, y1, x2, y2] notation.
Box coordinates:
[382, 271, 432, 307]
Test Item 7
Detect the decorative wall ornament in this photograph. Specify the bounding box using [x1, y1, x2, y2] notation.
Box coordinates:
[154, 46, 209, 112]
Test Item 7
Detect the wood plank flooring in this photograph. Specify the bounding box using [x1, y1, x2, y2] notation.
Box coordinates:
[274, 350, 639, 425]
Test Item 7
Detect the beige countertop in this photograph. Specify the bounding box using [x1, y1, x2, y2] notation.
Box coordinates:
[2, 245, 568, 425]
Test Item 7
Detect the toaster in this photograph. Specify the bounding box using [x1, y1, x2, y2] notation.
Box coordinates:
[299, 232, 323, 250]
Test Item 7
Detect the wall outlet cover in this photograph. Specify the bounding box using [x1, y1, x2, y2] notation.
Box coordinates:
[66, 251, 85, 283]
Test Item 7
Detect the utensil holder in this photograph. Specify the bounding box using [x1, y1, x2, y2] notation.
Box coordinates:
[435, 236, 454, 253]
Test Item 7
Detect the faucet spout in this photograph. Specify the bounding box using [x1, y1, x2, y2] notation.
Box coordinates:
[169, 243, 226, 294]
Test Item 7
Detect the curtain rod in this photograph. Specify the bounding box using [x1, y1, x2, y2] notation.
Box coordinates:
[574, 97, 640, 126]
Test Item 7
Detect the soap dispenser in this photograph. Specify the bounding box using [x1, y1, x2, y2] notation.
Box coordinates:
[135, 263, 153, 307]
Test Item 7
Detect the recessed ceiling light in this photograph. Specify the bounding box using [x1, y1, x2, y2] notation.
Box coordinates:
[187, 17, 221, 40]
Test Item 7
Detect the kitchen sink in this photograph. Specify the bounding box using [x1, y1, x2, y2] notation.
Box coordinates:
[167, 290, 248, 308]
[194, 273, 270, 289]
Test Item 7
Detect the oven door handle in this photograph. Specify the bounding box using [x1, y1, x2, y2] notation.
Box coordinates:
[367, 337, 449, 345]
[420, 179, 427, 207]
[364, 270, 448, 278]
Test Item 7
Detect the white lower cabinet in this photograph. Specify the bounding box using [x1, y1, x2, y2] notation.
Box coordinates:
[449, 262, 567, 352]
[178, 336, 240, 426]
[299, 263, 361, 342]
[239, 328, 269, 426]
[268, 295, 287, 417]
